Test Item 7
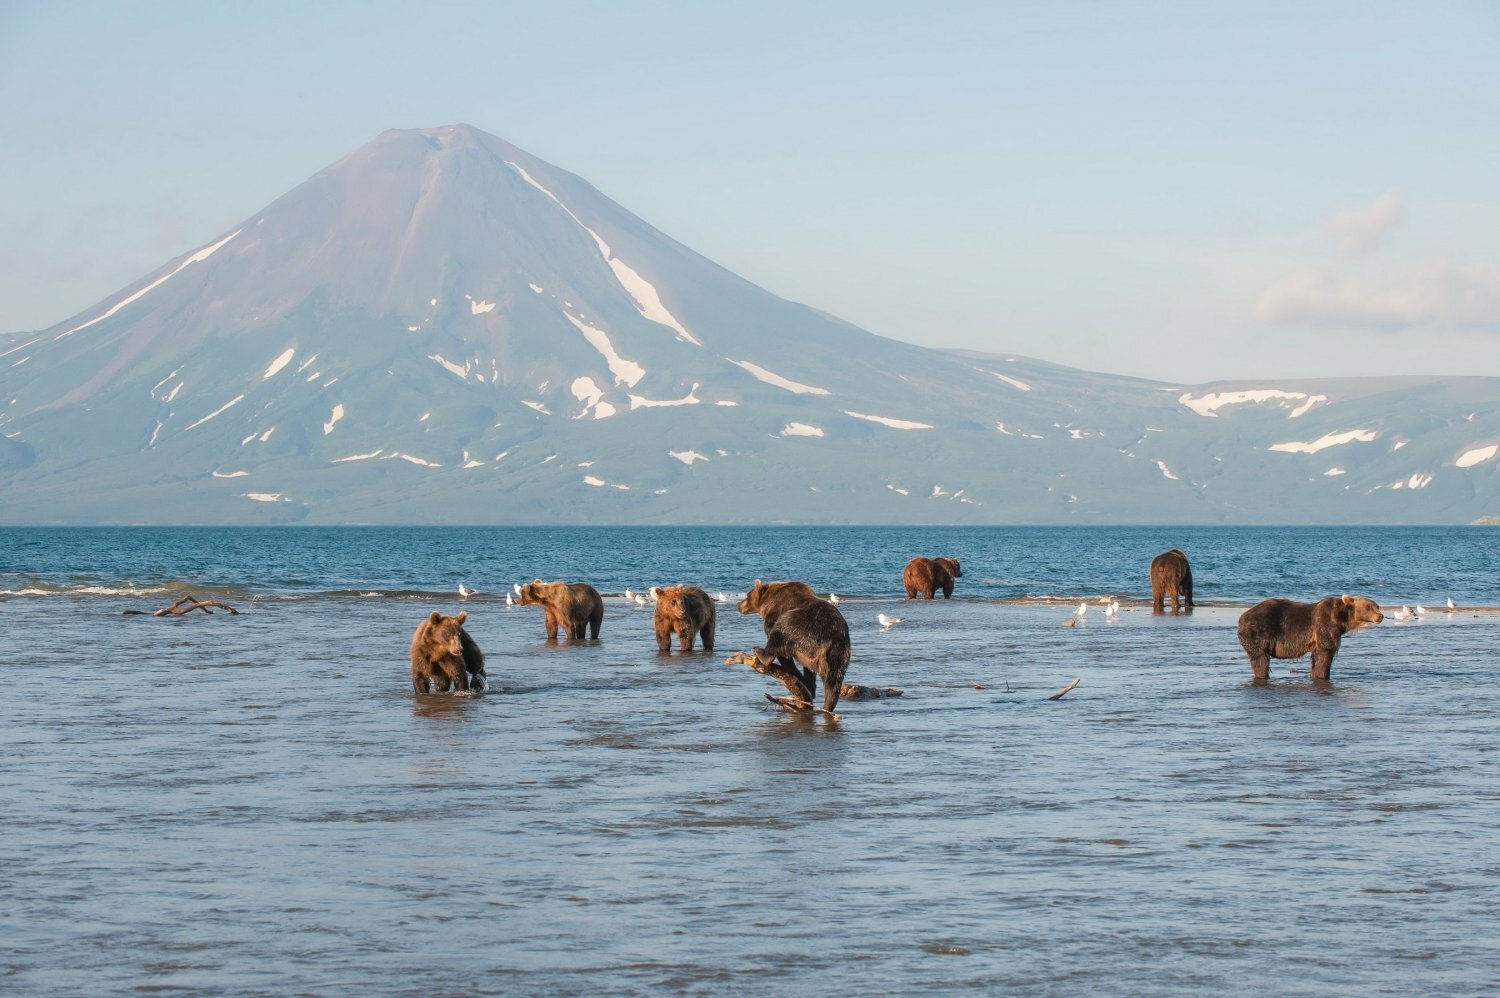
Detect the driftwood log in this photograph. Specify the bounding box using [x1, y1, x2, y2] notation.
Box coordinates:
[123, 594, 240, 617]
[1048, 677, 1081, 700]
[724, 650, 899, 716]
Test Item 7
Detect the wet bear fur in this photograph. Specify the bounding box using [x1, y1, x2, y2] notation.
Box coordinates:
[1150, 549, 1194, 613]
[410, 610, 486, 694]
[1236, 595, 1384, 685]
[755, 599, 852, 713]
[737, 579, 820, 635]
[518, 579, 604, 640]
[653, 584, 717, 652]
[903, 556, 963, 600]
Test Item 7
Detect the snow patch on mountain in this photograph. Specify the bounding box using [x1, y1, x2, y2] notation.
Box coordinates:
[429, 354, 469, 380]
[1179, 389, 1327, 418]
[729, 359, 830, 396]
[571, 376, 617, 419]
[333, 449, 384, 463]
[213, 470, 249, 479]
[583, 475, 630, 490]
[630, 384, 700, 410]
[1156, 461, 1179, 481]
[1325, 467, 1347, 476]
[986, 370, 1032, 391]
[242, 493, 291, 503]
[522, 400, 550, 415]
[780, 422, 824, 437]
[185, 395, 245, 431]
[505, 160, 701, 345]
[564, 312, 644, 387]
[1269, 429, 1378, 454]
[56, 229, 241, 341]
[262, 347, 296, 380]
[1456, 443, 1498, 468]
[469, 297, 496, 315]
[323, 404, 344, 435]
[670, 450, 709, 465]
[386, 453, 440, 467]
[844, 411, 933, 430]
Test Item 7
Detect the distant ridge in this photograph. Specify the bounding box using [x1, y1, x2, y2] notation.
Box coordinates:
[0, 123, 1497, 524]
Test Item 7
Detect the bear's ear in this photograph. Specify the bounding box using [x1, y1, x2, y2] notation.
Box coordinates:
[430, 611, 444, 623]
[456, 611, 467, 624]
[752, 579, 763, 590]
[532, 578, 543, 585]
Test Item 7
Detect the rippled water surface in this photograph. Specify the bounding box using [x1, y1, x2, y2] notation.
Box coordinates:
[3, 527, 1499, 993]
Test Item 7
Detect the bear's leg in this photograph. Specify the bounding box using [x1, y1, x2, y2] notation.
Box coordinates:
[700, 621, 715, 652]
[544, 608, 560, 641]
[1248, 653, 1270, 685]
[905, 585, 917, 599]
[589, 609, 602, 639]
[678, 623, 695, 652]
[1309, 648, 1335, 684]
[654, 618, 672, 652]
[452, 666, 470, 693]
[412, 672, 429, 694]
[943, 582, 953, 598]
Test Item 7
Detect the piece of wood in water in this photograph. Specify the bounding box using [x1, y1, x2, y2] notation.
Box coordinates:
[1048, 677, 1081, 700]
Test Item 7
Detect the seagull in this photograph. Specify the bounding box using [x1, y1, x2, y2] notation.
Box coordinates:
[716, 592, 729, 603]
[1415, 604, 1427, 616]
[828, 593, 842, 604]
[625, 588, 636, 600]
[458, 583, 476, 599]
[635, 594, 648, 607]
[513, 583, 522, 596]
[1447, 597, 1456, 611]
[877, 612, 903, 629]
[1075, 602, 1088, 619]
[649, 586, 661, 603]
[505, 592, 514, 607]
[1104, 600, 1118, 619]
[1393, 606, 1411, 621]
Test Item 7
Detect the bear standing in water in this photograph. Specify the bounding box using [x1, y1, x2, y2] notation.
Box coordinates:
[1236, 595, 1383, 685]
[517, 580, 604, 640]
[902, 557, 962, 599]
[738, 579, 850, 712]
[1150, 549, 1193, 614]
[653, 584, 716, 652]
[410, 610, 486, 693]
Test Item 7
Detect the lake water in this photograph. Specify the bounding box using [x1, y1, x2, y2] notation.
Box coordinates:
[3, 527, 1499, 993]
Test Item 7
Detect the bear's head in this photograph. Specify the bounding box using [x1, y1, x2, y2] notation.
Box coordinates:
[517, 579, 551, 606]
[737, 580, 766, 616]
[656, 585, 686, 614]
[424, 610, 468, 658]
[1337, 594, 1383, 632]
[937, 557, 963, 578]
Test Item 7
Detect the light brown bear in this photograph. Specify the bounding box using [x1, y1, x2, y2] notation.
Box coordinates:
[410, 610, 486, 694]
[1150, 548, 1194, 614]
[902, 556, 963, 600]
[517, 579, 604, 640]
[1236, 594, 1383, 685]
[653, 584, 716, 652]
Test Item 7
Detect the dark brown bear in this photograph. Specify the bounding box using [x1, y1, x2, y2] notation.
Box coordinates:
[517, 579, 604, 640]
[1150, 549, 1193, 614]
[752, 599, 852, 713]
[902, 556, 962, 599]
[1236, 595, 1384, 685]
[653, 584, 716, 652]
[409, 610, 486, 694]
[737, 579, 819, 633]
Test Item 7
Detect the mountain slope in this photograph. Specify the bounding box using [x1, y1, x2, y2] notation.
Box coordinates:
[1, 123, 1497, 524]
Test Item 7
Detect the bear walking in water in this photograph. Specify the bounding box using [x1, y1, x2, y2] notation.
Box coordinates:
[1150, 549, 1193, 614]
[653, 584, 716, 652]
[738, 579, 850, 712]
[517, 579, 604, 640]
[410, 610, 486, 693]
[1236, 595, 1383, 685]
[902, 557, 962, 599]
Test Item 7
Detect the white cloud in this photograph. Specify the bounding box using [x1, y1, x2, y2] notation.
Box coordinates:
[1328, 192, 1402, 256]
[1256, 261, 1500, 331]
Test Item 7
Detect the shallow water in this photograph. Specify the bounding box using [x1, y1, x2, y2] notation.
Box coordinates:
[4, 564, 1499, 993]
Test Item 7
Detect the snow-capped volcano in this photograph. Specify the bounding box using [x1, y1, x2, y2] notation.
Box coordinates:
[0, 123, 1497, 524]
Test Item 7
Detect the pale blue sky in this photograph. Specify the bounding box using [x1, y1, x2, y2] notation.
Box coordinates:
[2, 0, 1497, 382]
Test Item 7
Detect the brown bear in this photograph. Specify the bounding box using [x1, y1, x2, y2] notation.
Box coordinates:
[653, 584, 716, 652]
[1236, 595, 1384, 685]
[409, 610, 486, 694]
[517, 579, 604, 640]
[737, 579, 819, 634]
[1150, 549, 1193, 614]
[747, 599, 852, 713]
[902, 556, 962, 600]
